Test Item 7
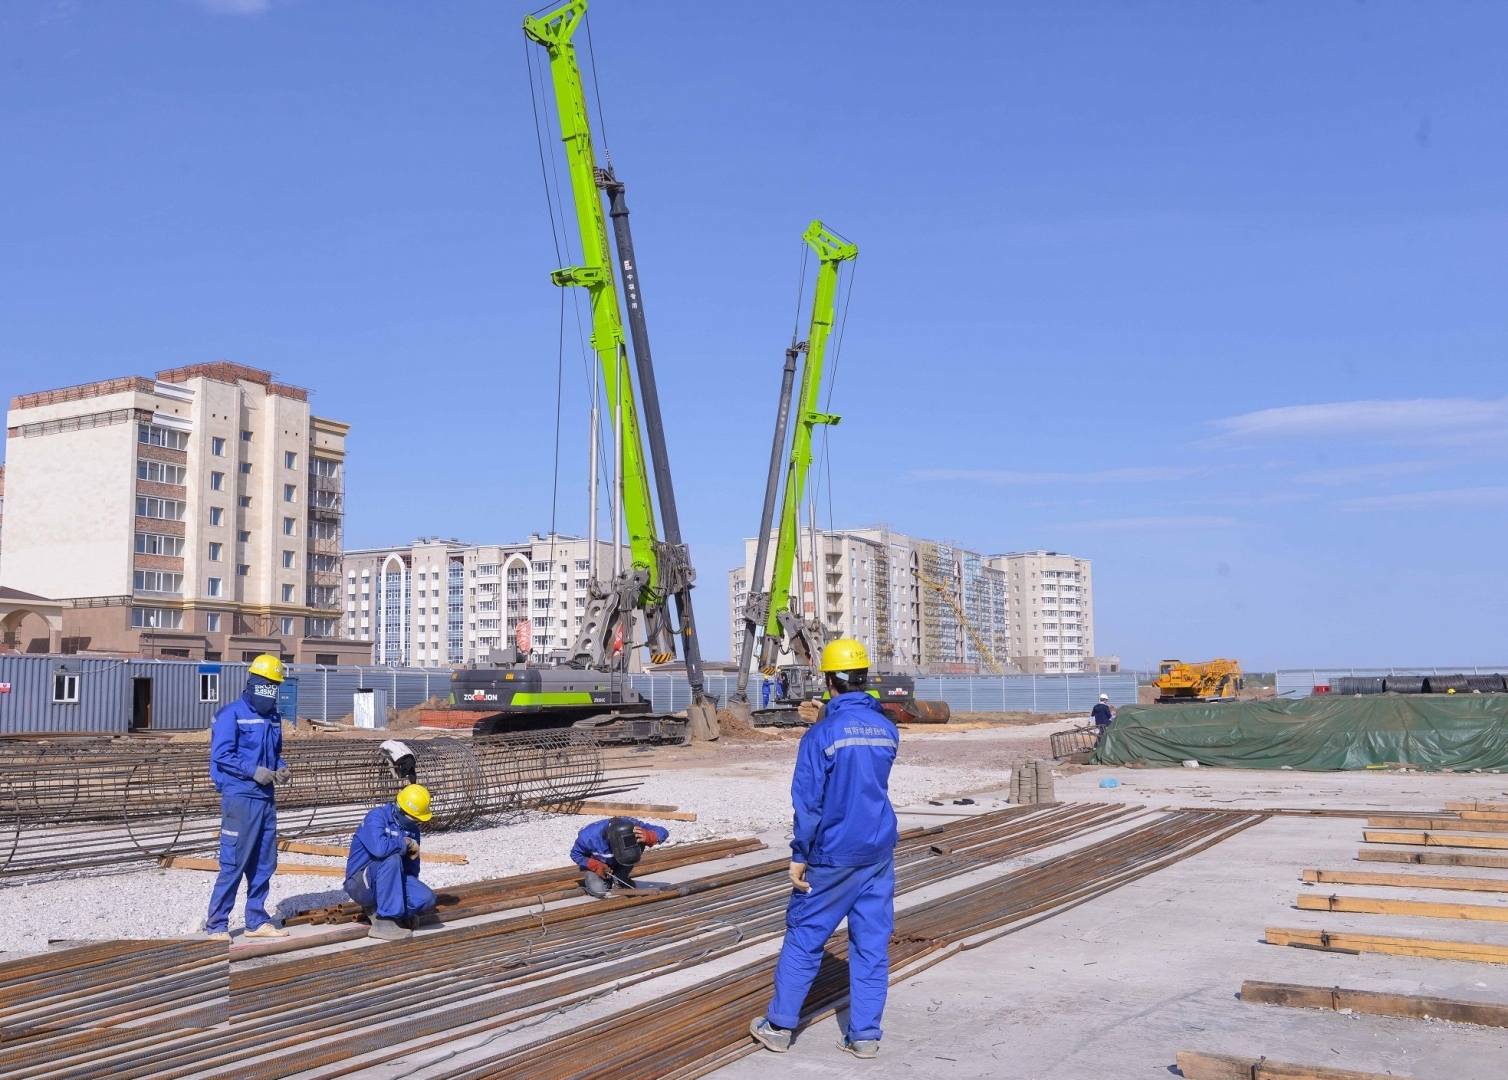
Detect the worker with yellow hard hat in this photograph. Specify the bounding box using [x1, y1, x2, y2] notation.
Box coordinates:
[206, 653, 292, 941]
[344, 783, 438, 940]
[751, 638, 899, 1060]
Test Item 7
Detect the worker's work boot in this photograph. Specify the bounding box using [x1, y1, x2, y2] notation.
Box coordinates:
[368, 918, 412, 941]
[838, 1036, 879, 1059]
[749, 1018, 792, 1053]
[205, 930, 231, 942]
[243, 923, 289, 940]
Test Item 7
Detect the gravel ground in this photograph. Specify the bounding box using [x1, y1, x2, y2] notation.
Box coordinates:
[0, 719, 1084, 956]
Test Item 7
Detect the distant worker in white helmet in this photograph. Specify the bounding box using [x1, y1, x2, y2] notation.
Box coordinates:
[1091, 693, 1116, 732]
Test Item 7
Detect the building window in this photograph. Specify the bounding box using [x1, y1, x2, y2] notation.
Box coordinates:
[131, 607, 183, 629]
[135, 532, 185, 557]
[208, 542, 223, 561]
[241, 430, 253, 442]
[199, 671, 220, 702]
[138, 459, 187, 485]
[210, 472, 225, 491]
[283, 517, 296, 535]
[53, 673, 80, 704]
[282, 550, 295, 569]
[239, 462, 252, 474]
[240, 496, 252, 507]
[312, 457, 339, 478]
[306, 617, 337, 638]
[238, 530, 251, 542]
[210, 507, 224, 526]
[206, 613, 221, 632]
[237, 564, 250, 576]
[212, 436, 226, 456]
[283, 484, 297, 503]
[281, 584, 295, 602]
[138, 423, 188, 450]
[136, 496, 185, 521]
[206, 577, 223, 597]
[284, 451, 298, 469]
[134, 570, 183, 594]
[280, 617, 294, 635]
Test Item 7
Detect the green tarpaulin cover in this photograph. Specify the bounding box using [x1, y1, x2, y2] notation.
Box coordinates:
[1091, 694, 1508, 771]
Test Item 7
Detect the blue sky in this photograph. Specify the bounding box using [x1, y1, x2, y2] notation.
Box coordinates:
[2, 1, 1505, 669]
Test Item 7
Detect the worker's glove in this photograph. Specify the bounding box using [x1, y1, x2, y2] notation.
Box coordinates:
[788, 862, 811, 893]
[252, 766, 276, 787]
[797, 700, 823, 723]
[633, 826, 659, 847]
[586, 857, 611, 880]
[274, 767, 291, 786]
[405, 837, 420, 859]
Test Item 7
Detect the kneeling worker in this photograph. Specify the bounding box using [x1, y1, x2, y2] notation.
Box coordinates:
[344, 784, 438, 941]
[571, 816, 668, 898]
[751, 638, 899, 1060]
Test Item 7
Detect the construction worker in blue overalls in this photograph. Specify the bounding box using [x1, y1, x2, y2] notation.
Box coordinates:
[571, 816, 668, 898]
[205, 654, 290, 941]
[751, 639, 899, 1060]
[344, 784, 438, 941]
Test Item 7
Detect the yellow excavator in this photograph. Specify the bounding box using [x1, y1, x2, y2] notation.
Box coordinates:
[1154, 659, 1242, 703]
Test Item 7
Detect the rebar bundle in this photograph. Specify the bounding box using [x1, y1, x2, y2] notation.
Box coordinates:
[0, 730, 614, 878]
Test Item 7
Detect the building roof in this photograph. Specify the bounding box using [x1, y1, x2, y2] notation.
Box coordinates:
[10, 376, 156, 411]
[156, 362, 309, 401]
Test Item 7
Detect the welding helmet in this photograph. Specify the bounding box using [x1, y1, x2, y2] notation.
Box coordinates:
[604, 817, 644, 867]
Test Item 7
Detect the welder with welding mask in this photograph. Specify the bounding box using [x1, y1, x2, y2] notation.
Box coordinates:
[750, 638, 899, 1060]
[205, 654, 291, 941]
[344, 784, 438, 941]
[571, 816, 668, 898]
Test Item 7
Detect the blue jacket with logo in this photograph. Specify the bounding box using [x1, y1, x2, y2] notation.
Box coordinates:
[570, 817, 669, 871]
[208, 693, 286, 801]
[345, 803, 421, 880]
[790, 691, 900, 867]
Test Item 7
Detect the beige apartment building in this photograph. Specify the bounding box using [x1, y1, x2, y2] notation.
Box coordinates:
[341, 534, 634, 668]
[1, 363, 368, 664]
[983, 550, 1099, 673]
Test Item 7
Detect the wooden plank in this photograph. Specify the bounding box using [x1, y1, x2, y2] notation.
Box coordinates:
[277, 839, 468, 865]
[1176, 1049, 1407, 1080]
[159, 856, 347, 878]
[1296, 892, 1508, 922]
[537, 800, 698, 822]
[1460, 810, 1508, 822]
[1241, 979, 1508, 1028]
[1368, 816, 1508, 833]
[1359, 848, 1508, 870]
[1363, 830, 1508, 850]
[1304, 868, 1508, 894]
[1266, 926, 1508, 964]
[1447, 801, 1508, 813]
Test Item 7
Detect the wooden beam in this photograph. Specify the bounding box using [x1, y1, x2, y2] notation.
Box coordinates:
[277, 839, 468, 865]
[1368, 816, 1508, 833]
[1242, 979, 1508, 1028]
[1359, 848, 1508, 870]
[537, 800, 698, 822]
[159, 856, 346, 878]
[1266, 926, 1508, 964]
[1447, 801, 1508, 813]
[1363, 830, 1508, 850]
[1460, 811, 1508, 823]
[1175, 1049, 1407, 1080]
[1296, 893, 1508, 922]
[1304, 869, 1508, 894]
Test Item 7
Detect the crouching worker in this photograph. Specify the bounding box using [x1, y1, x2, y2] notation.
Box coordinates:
[571, 816, 668, 898]
[344, 784, 438, 941]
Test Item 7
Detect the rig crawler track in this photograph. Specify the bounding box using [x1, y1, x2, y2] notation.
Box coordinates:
[0, 805, 1265, 1080]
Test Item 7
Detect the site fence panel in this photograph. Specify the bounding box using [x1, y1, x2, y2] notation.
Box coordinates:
[284, 665, 453, 722]
[1277, 666, 1508, 698]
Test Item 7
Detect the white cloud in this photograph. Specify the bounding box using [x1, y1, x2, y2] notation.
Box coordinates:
[1047, 515, 1240, 531]
[910, 466, 1204, 485]
[1212, 396, 1508, 446]
[191, 0, 272, 14]
[1337, 486, 1508, 512]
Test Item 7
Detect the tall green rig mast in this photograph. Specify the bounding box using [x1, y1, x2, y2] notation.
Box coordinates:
[524, 0, 716, 737]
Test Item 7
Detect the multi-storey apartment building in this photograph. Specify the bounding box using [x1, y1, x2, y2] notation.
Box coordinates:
[729, 526, 1015, 675]
[341, 534, 634, 668]
[983, 551, 1096, 673]
[1, 364, 368, 663]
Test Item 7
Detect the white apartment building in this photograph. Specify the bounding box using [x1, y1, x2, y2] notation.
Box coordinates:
[341, 534, 634, 668]
[729, 526, 1013, 675]
[1, 363, 367, 663]
[983, 551, 1096, 674]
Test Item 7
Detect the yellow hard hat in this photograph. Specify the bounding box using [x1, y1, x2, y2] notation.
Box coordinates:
[820, 638, 869, 672]
[396, 784, 433, 822]
[1447, 687, 1457, 694]
[248, 654, 285, 683]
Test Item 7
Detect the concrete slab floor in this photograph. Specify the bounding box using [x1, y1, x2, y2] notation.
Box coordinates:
[713, 812, 1508, 1080]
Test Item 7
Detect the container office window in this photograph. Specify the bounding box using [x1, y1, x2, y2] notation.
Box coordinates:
[53, 673, 80, 704]
[199, 671, 220, 703]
